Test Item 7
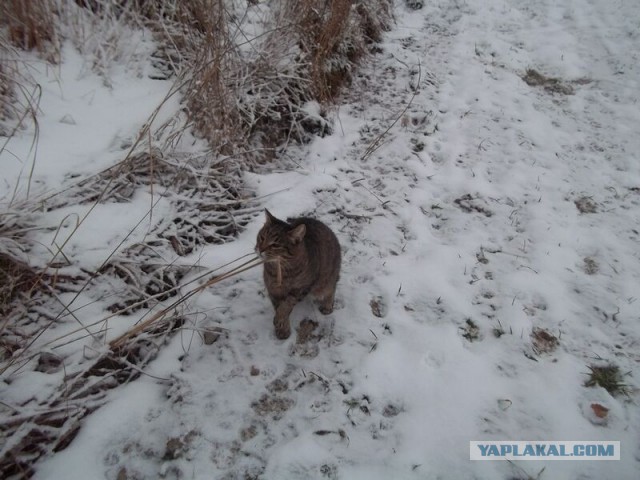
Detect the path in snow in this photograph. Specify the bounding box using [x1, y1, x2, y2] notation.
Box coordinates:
[38, 0, 639, 479]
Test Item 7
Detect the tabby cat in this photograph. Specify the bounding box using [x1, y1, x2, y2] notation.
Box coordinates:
[256, 209, 341, 339]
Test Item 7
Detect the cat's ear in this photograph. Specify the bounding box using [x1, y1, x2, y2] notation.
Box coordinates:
[289, 224, 306, 244]
[264, 209, 276, 224]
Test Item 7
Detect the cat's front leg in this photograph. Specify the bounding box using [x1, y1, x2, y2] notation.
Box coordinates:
[314, 282, 337, 315]
[273, 296, 297, 339]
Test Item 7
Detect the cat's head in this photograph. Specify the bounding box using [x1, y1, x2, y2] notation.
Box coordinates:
[256, 210, 306, 261]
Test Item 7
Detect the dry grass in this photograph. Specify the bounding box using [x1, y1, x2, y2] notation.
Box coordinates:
[0, 0, 58, 57]
[0, 50, 14, 133]
[296, 0, 392, 101]
[0, 212, 40, 341]
[43, 148, 258, 256]
[0, 207, 89, 370]
[0, 253, 263, 478]
[295, 0, 356, 101]
[0, 0, 394, 360]
[0, 1, 393, 474]
[2, 0, 392, 156]
[180, 1, 244, 154]
[0, 41, 41, 152]
[0, 250, 258, 475]
[0, 252, 38, 314]
[146, 0, 393, 158]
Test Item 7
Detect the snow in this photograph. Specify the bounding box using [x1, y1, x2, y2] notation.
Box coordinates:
[1, 44, 177, 200]
[2, 0, 639, 478]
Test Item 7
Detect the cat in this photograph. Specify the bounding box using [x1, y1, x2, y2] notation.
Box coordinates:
[256, 209, 341, 339]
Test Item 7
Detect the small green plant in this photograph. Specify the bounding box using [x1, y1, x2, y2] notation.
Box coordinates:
[584, 364, 629, 396]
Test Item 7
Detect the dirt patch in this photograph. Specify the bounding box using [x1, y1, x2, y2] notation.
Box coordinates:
[34, 352, 64, 373]
[574, 196, 598, 214]
[203, 327, 226, 345]
[266, 378, 289, 393]
[382, 404, 402, 418]
[460, 318, 480, 341]
[296, 318, 319, 344]
[522, 68, 575, 95]
[240, 424, 258, 442]
[405, 0, 425, 10]
[320, 463, 339, 479]
[369, 296, 387, 318]
[0, 252, 39, 310]
[251, 394, 294, 420]
[291, 318, 322, 357]
[531, 327, 559, 355]
[163, 430, 199, 460]
[583, 257, 599, 275]
[454, 194, 493, 217]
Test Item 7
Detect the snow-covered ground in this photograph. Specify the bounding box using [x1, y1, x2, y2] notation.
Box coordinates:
[2, 0, 639, 478]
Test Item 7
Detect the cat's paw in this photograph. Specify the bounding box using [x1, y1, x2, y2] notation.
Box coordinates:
[318, 305, 334, 315]
[275, 326, 291, 340]
[274, 316, 291, 340]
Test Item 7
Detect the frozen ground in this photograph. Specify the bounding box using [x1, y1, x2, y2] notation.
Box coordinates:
[2, 0, 639, 478]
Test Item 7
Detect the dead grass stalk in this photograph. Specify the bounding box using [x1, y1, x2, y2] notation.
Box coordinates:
[109, 254, 263, 349]
[0, 0, 58, 57]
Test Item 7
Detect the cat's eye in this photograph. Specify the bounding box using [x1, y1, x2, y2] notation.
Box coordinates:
[257, 232, 275, 252]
